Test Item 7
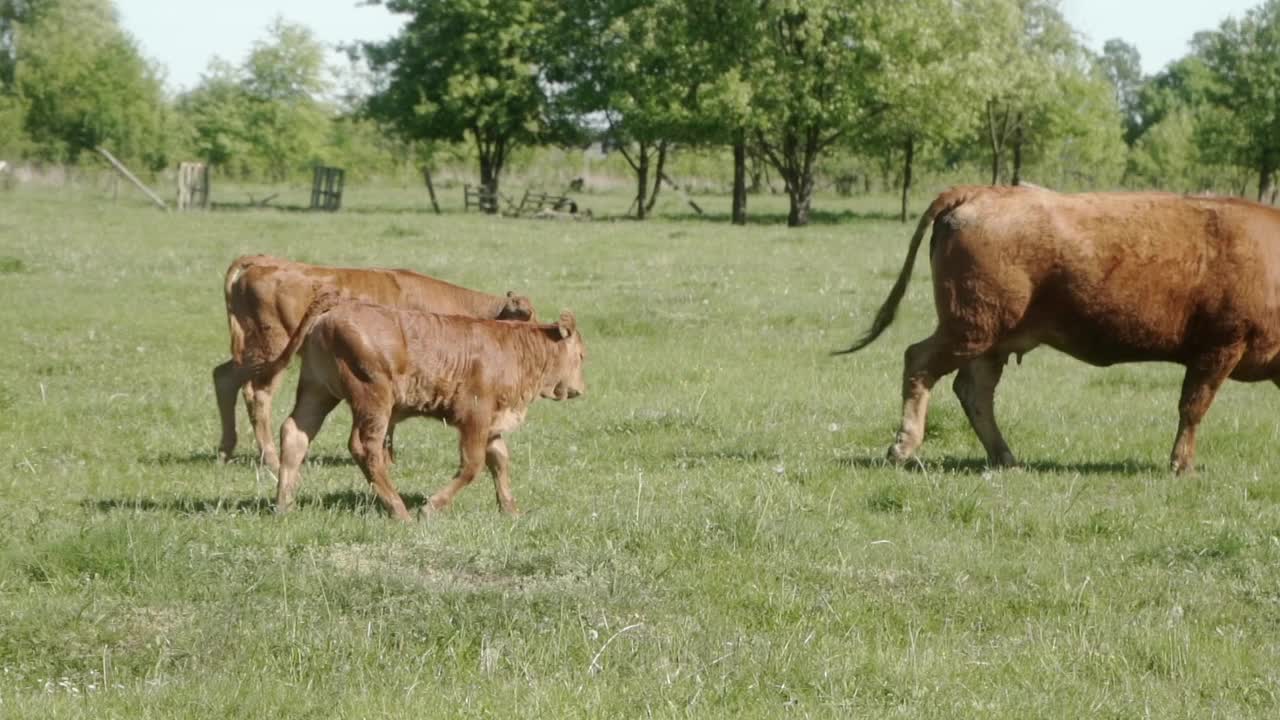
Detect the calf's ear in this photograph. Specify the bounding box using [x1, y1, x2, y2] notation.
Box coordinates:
[556, 311, 577, 339]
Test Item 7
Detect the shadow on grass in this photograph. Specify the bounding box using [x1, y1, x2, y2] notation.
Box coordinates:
[834, 454, 1162, 476]
[86, 489, 429, 516]
[662, 208, 906, 226]
[145, 450, 358, 467]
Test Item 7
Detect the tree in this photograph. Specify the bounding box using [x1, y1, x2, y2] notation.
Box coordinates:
[240, 18, 330, 181]
[1198, 0, 1280, 201]
[11, 0, 168, 166]
[748, 0, 885, 227]
[364, 0, 552, 208]
[177, 58, 252, 171]
[1099, 38, 1143, 144]
[868, 0, 988, 221]
[550, 0, 718, 219]
[972, 0, 1124, 188]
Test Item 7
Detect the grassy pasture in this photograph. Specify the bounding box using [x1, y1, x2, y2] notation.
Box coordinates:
[2, 185, 1280, 718]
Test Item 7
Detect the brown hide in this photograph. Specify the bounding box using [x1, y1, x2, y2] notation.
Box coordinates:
[274, 301, 586, 520]
[843, 185, 1280, 472]
[213, 255, 537, 469]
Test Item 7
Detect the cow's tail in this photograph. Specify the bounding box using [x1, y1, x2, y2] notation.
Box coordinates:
[834, 189, 972, 355]
[249, 289, 343, 382]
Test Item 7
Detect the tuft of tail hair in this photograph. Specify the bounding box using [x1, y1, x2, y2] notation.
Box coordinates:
[833, 189, 974, 355]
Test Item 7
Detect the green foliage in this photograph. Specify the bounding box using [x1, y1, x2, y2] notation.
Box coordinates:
[364, 0, 553, 195]
[1099, 38, 1144, 143]
[1196, 0, 1280, 199]
[748, 0, 887, 225]
[240, 19, 330, 181]
[10, 0, 168, 167]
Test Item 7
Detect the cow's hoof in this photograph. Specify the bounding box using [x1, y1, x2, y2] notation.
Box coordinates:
[217, 448, 233, 464]
[886, 444, 913, 465]
[1170, 458, 1195, 475]
[989, 450, 1018, 468]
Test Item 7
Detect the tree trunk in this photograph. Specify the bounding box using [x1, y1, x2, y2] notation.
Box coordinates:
[732, 135, 747, 226]
[1011, 114, 1024, 186]
[1258, 163, 1276, 203]
[785, 170, 814, 227]
[635, 142, 649, 220]
[899, 136, 914, 223]
[475, 134, 506, 214]
[645, 142, 667, 214]
[421, 166, 441, 214]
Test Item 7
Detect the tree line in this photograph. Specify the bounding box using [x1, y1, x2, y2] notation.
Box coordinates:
[2, 0, 1278, 225]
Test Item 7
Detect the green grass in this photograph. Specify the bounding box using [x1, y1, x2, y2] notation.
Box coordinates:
[2, 184, 1280, 718]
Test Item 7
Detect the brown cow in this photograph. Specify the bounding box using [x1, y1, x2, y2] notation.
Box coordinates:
[213, 255, 536, 470]
[841, 185, 1280, 473]
[256, 294, 586, 521]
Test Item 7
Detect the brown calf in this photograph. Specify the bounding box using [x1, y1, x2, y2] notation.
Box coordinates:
[213, 255, 536, 469]
[257, 295, 586, 520]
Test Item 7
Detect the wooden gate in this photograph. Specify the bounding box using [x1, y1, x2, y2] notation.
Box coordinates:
[310, 166, 345, 211]
[176, 162, 210, 210]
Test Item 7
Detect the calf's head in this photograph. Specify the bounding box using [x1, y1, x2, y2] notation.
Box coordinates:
[542, 311, 586, 400]
[499, 291, 537, 321]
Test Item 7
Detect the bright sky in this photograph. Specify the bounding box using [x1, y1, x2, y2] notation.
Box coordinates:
[116, 0, 1262, 92]
[1060, 0, 1260, 74]
[114, 0, 405, 92]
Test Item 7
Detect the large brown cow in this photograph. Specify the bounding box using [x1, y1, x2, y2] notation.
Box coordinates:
[841, 185, 1280, 473]
[255, 294, 586, 521]
[213, 255, 537, 470]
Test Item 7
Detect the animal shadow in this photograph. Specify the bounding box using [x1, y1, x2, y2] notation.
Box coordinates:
[143, 450, 358, 467]
[834, 454, 1161, 476]
[87, 489, 429, 516]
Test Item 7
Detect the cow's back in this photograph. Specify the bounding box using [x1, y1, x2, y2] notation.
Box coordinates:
[225, 256, 507, 364]
[929, 188, 1280, 369]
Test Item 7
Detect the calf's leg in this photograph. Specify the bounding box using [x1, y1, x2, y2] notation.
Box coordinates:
[247, 370, 287, 472]
[349, 411, 411, 521]
[485, 435, 519, 515]
[213, 360, 246, 462]
[428, 425, 488, 512]
[953, 352, 1017, 467]
[1170, 346, 1243, 474]
[890, 332, 975, 463]
[276, 380, 339, 514]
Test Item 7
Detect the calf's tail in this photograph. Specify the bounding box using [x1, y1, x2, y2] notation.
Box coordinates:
[833, 189, 971, 355]
[250, 289, 343, 382]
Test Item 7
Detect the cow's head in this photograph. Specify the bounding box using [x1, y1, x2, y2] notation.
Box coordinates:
[542, 311, 585, 400]
[499, 291, 537, 321]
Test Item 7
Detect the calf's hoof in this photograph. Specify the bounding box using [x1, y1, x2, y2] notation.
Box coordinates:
[1170, 458, 1195, 475]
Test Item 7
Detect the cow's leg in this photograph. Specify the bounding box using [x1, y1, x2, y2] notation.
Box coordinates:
[213, 360, 246, 462]
[427, 425, 488, 512]
[1170, 347, 1243, 474]
[349, 411, 412, 521]
[247, 370, 287, 472]
[384, 420, 397, 464]
[890, 333, 972, 463]
[953, 353, 1017, 467]
[275, 381, 339, 515]
[485, 435, 519, 515]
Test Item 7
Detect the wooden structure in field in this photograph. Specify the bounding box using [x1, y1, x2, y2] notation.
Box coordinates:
[310, 166, 345, 211]
[176, 162, 210, 210]
[463, 183, 499, 213]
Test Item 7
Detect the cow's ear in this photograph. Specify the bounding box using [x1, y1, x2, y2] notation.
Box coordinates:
[557, 311, 576, 339]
